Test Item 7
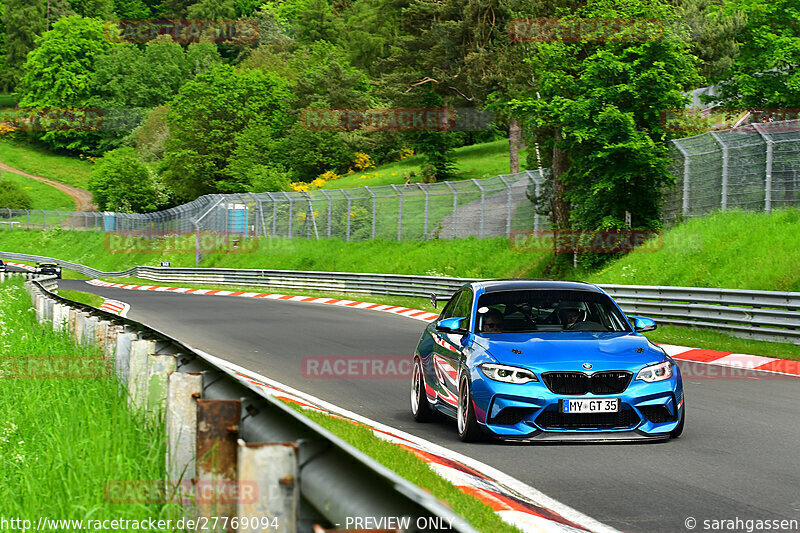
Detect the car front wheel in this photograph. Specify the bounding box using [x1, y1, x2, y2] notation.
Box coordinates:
[457, 375, 483, 442]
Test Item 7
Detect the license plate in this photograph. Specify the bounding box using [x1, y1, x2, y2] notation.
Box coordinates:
[561, 398, 620, 413]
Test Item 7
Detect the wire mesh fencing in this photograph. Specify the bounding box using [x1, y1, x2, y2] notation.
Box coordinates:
[2, 119, 798, 240]
[664, 119, 800, 224]
[0, 170, 550, 241]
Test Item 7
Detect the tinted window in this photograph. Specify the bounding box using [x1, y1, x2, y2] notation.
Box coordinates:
[439, 291, 463, 321]
[476, 289, 630, 333]
[452, 289, 473, 329]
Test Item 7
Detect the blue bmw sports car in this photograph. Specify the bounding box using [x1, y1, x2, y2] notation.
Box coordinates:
[410, 280, 685, 442]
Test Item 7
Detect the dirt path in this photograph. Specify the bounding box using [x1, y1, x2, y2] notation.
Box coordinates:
[0, 161, 95, 211]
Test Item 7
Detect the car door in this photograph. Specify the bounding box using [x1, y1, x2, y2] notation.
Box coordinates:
[430, 289, 473, 410]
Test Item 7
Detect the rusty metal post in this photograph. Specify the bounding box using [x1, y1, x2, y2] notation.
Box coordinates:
[166, 372, 203, 512]
[128, 339, 156, 412]
[237, 441, 298, 533]
[196, 398, 241, 531]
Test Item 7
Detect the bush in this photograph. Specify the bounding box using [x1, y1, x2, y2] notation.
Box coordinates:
[0, 178, 33, 209]
[88, 148, 169, 213]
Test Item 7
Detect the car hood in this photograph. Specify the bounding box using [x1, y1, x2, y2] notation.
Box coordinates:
[477, 331, 666, 372]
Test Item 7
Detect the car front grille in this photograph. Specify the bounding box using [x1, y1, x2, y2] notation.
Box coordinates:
[488, 407, 532, 425]
[542, 371, 633, 395]
[536, 409, 639, 430]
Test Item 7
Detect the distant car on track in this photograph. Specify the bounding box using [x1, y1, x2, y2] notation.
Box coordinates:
[411, 280, 685, 442]
[35, 262, 62, 278]
[0, 260, 6, 272]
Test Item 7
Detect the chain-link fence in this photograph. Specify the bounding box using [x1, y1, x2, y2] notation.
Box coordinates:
[0, 170, 550, 240]
[664, 119, 800, 224]
[2, 119, 798, 239]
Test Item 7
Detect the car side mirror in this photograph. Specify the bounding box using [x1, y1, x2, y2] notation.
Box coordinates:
[630, 316, 657, 333]
[436, 317, 469, 335]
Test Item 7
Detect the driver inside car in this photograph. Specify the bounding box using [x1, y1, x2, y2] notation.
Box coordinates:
[559, 304, 585, 329]
[478, 307, 504, 333]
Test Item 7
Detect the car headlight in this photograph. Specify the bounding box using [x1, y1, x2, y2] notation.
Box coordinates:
[480, 363, 538, 384]
[636, 361, 673, 382]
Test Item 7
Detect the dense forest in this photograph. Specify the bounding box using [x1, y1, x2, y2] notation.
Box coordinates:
[0, 0, 797, 235]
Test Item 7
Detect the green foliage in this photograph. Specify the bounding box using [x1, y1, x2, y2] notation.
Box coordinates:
[2, 0, 46, 90]
[0, 176, 33, 209]
[17, 16, 112, 153]
[161, 65, 294, 201]
[513, 0, 700, 237]
[112, 0, 154, 18]
[88, 147, 169, 212]
[187, 0, 236, 19]
[716, 0, 800, 108]
[68, 0, 114, 18]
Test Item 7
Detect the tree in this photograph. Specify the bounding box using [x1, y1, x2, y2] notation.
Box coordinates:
[113, 0, 155, 19]
[88, 148, 170, 212]
[716, 0, 800, 108]
[187, 0, 236, 19]
[68, 0, 114, 18]
[512, 0, 699, 260]
[17, 15, 112, 152]
[161, 65, 294, 201]
[2, 0, 47, 90]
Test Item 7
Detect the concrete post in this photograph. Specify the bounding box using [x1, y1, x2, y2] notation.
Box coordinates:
[166, 372, 203, 509]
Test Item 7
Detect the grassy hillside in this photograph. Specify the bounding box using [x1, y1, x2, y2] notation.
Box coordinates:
[0, 170, 76, 210]
[0, 139, 94, 189]
[322, 139, 527, 189]
[1, 209, 799, 292]
[0, 229, 551, 279]
[587, 209, 800, 292]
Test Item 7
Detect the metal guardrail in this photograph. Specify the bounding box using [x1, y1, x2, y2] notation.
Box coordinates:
[17, 273, 476, 533]
[3, 251, 799, 344]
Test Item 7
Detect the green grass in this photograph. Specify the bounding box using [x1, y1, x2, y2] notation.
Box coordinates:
[0, 170, 76, 210]
[0, 93, 15, 109]
[0, 278, 176, 523]
[0, 229, 552, 279]
[0, 138, 94, 189]
[645, 325, 800, 361]
[288, 404, 522, 533]
[587, 209, 800, 291]
[322, 139, 526, 189]
[57, 288, 106, 308]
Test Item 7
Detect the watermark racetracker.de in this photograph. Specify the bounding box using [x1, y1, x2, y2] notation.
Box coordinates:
[105, 19, 259, 43]
[302, 356, 412, 380]
[510, 230, 664, 254]
[0, 357, 111, 379]
[103, 231, 259, 255]
[300, 107, 495, 132]
[509, 17, 664, 42]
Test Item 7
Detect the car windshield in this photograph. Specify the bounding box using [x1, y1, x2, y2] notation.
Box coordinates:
[476, 289, 631, 333]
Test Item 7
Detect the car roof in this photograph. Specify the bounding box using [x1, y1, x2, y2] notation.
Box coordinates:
[38, 262, 58, 266]
[471, 279, 604, 294]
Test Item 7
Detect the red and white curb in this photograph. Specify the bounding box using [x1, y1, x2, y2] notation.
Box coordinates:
[99, 298, 130, 317]
[196, 349, 618, 533]
[6, 261, 36, 271]
[86, 279, 441, 322]
[661, 344, 800, 377]
[85, 279, 800, 375]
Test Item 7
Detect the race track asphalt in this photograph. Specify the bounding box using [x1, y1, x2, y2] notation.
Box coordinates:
[60, 279, 800, 532]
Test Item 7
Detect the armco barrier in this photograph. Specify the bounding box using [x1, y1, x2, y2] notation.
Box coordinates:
[18, 274, 477, 533]
[2, 251, 799, 344]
